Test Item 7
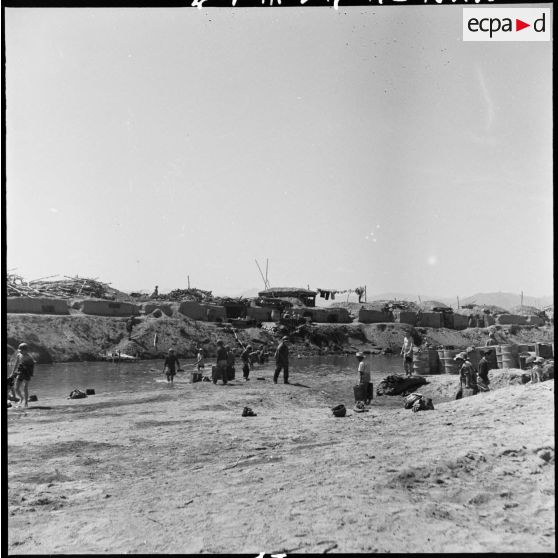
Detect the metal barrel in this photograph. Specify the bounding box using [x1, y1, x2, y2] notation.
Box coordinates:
[428, 348, 440, 374]
[479, 346, 499, 370]
[497, 344, 519, 369]
[440, 349, 459, 374]
[535, 342, 554, 359]
[412, 349, 430, 375]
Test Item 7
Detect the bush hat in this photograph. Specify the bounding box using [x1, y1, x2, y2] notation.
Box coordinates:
[355, 352, 364, 358]
[454, 352, 468, 361]
[18, 343, 28, 350]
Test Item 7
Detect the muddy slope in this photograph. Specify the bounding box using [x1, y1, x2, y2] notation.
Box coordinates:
[6, 312, 554, 363]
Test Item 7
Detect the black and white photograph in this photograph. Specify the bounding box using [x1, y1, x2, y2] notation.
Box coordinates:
[3, 0, 554, 554]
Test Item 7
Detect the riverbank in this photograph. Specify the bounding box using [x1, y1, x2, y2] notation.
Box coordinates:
[6, 368, 554, 554]
[6, 312, 554, 363]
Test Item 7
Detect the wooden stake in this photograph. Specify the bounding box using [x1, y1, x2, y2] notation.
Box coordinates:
[255, 260, 267, 289]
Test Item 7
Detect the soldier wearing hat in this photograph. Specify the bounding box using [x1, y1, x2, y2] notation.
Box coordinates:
[196, 347, 205, 371]
[274, 336, 290, 384]
[241, 344, 252, 381]
[477, 349, 491, 389]
[454, 352, 478, 395]
[162, 348, 180, 383]
[356, 352, 372, 405]
[215, 340, 228, 385]
[11, 343, 36, 408]
[400, 333, 415, 377]
[530, 356, 545, 384]
[485, 331, 499, 347]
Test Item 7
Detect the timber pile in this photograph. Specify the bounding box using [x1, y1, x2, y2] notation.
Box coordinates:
[155, 288, 213, 302]
[7, 274, 114, 299]
[376, 374, 427, 396]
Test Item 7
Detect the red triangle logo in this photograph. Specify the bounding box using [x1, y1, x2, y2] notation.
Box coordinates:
[516, 19, 530, 32]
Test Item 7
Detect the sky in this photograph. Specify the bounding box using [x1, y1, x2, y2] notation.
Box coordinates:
[4, 4, 553, 299]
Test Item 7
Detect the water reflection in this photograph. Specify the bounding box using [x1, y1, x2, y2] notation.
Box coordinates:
[28, 354, 407, 405]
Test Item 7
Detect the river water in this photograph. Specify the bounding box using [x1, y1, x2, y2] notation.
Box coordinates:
[22, 354, 410, 406]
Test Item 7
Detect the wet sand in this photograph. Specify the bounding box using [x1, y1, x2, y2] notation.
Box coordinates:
[6, 369, 555, 554]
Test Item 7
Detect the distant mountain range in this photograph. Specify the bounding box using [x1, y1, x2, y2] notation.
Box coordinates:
[229, 288, 553, 311]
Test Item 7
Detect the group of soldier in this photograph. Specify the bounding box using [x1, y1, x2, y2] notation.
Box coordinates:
[161, 336, 290, 385]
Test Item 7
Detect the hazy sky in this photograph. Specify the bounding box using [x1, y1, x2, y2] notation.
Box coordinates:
[4, 5, 553, 298]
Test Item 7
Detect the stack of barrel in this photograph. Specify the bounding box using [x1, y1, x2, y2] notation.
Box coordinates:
[411, 342, 548, 375]
[495, 345, 519, 369]
[412, 347, 441, 375]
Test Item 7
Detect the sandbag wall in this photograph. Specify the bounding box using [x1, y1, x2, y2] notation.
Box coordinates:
[246, 306, 272, 322]
[393, 310, 416, 326]
[418, 312, 443, 328]
[143, 302, 173, 316]
[496, 314, 528, 325]
[358, 309, 393, 323]
[81, 299, 140, 317]
[452, 314, 469, 330]
[179, 301, 207, 320]
[6, 297, 69, 315]
[527, 316, 545, 326]
[205, 304, 226, 322]
[325, 307, 352, 323]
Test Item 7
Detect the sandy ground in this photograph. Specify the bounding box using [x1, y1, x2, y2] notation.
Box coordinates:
[6, 367, 555, 554]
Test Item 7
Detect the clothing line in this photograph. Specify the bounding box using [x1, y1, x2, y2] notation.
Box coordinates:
[315, 286, 366, 302]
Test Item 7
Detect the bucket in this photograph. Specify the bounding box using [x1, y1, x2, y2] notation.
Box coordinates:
[440, 349, 459, 374]
[412, 349, 430, 375]
[271, 309, 281, 322]
[353, 384, 367, 402]
[191, 372, 202, 383]
[497, 344, 519, 369]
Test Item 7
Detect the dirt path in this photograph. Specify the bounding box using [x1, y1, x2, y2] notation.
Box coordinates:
[6, 370, 554, 554]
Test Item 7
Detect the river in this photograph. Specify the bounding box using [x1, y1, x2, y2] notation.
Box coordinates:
[22, 354, 416, 407]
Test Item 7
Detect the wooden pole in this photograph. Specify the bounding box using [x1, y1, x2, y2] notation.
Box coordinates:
[265, 259, 269, 289]
[364, 285, 367, 302]
[255, 260, 267, 289]
[457, 296, 460, 310]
